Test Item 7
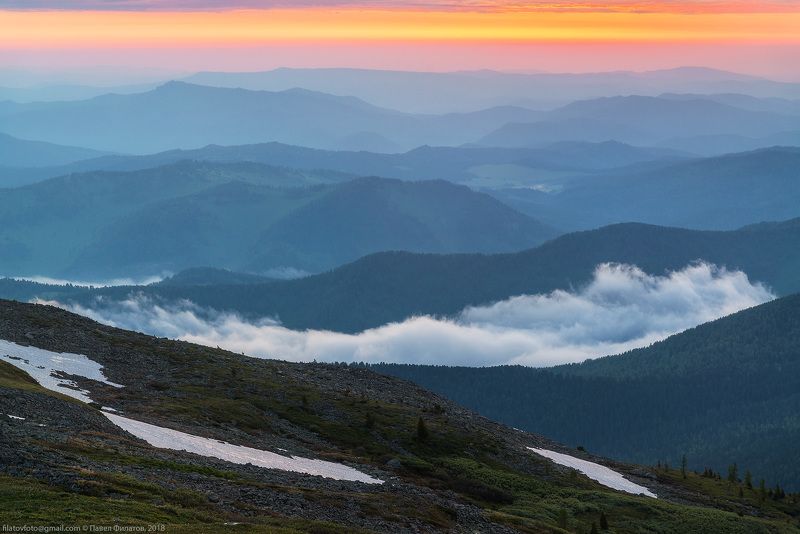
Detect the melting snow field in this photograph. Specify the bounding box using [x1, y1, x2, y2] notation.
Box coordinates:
[0, 339, 123, 403]
[105, 413, 382, 484]
[1, 338, 382, 484]
[527, 447, 656, 498]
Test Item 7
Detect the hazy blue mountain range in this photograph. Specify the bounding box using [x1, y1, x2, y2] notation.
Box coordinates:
[373, 292, 800, 491]
[0, 133, 107, 169]
[656, 130, 800, 156]
[0, 139, 690, 189]
[184, 66, 800, 113]
[4, 78, 798, 158]
[12, 217, 800, 333]
[0, 161, 347, 277]
[0, 66, 179, 91]
[0, 81, 161, 103]
[659, 92, 800, 116]
[0, 161, 555, 278]
[491, 147, 800, 231]
[478, 95, 800, 148]
[4, 145, 798, 281]
[0, 81, 542, 154]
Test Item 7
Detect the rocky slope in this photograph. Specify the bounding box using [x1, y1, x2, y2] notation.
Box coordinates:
[1, 299, 798, 533]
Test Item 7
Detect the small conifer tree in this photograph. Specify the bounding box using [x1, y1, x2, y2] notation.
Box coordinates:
[416, 416, 429, 441]
[557, 508, 568, 529]
[727, 463, 738, 483]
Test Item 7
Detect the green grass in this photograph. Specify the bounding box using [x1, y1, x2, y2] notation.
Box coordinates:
[0, 475, 360, 533]
[0, 474, 217, 526]
[49, 439, 242, 481]
[0, 359, 46, 392]
[0, 359, 85, 406]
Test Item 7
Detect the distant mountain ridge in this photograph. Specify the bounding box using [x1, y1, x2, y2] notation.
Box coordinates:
[479, 95, 800, 148]
[0, 81, 542, 154]
[0, 133, 107, 171]
[0, 161, 555, 278]
[11, 217, 800, 333]
[183, 66, 800, 113]
[0, 139, 690, 189]
[658, 92, 800, 116]
[492, 147, 800, 231]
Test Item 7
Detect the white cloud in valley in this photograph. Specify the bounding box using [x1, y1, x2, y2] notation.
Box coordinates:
[44, 262, 774, 367]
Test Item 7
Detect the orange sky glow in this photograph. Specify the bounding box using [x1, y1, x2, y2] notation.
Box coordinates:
[3, 8, 800, 46]
[1, 3, 798, 79]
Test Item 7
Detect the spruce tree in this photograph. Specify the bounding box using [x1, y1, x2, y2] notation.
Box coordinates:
[590, 522, 599, 534]
[365, 411, 375, 429]
[744, 470, 752, 489]
[681, 455, 687, 479]
[599, 511, 609, 530]
[727, 463, 738, 483]
[557, 508, 568, 529]
[416, 416, 429, 441]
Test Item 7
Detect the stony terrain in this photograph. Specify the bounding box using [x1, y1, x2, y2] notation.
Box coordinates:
[1, 299, 798, 533]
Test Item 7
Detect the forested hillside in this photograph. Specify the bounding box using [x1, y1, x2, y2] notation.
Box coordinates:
[492, 147, 800, 231]
[24, 218, 800, 333]
[0, 163, 554, 278]
[373, 294, 800, 491]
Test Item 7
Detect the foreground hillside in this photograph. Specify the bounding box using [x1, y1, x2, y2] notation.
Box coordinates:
[1, 300, 799, 532]
[374, 293, 800, 493]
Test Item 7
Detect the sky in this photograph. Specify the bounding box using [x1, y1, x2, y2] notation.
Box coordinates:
[1, 1, 799, 80]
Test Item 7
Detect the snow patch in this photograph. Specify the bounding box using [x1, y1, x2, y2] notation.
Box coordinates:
[527, 447, 656, 498]
[0, 339, 123, 404]
[104, 413, 382, 484]
[1, 338, 381, 485]
[5, 414, 25, 420]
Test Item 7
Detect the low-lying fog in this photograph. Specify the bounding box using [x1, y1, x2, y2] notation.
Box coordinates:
[43, 262, 773, 367]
